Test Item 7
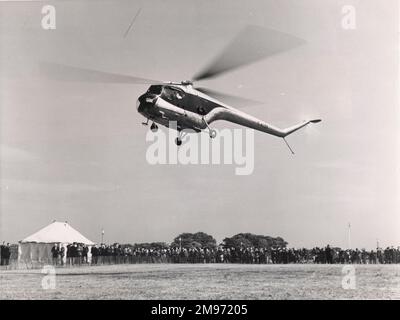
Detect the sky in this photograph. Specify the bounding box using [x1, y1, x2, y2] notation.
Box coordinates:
[0, 0, 399, 249]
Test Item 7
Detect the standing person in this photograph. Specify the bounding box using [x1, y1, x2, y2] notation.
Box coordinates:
[325, 245, 333, 264]
[397, 247, 400, 264]
[76, 243, 83, 265]
[51, 244, 59, 265]
[66, 245, 71, 266]
[3, 243, 11, 266]
[59, 244, 65, 266]
[82, 245, 88, 264]
[71, 243, 78, 266]
[0, 242, 4, 266]
[91, 245, 98, 265]
[370, 250, 377, 264]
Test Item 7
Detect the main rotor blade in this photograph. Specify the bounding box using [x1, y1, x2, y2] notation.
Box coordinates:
[192, 25, 305, 82]
[40, 62, 163, 84]
[196, 87, 261, 108]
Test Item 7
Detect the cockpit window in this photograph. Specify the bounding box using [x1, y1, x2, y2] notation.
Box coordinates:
[162, 86, 185, 101]
[147, 85, 162, 95]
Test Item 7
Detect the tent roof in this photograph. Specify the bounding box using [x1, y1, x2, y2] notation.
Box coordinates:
[21, 221, 95, 245]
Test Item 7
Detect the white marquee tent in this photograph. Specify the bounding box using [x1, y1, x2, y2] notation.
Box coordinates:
[19, 221, 95, 264]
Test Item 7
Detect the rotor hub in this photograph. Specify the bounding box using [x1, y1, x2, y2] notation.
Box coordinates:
[181, 80, 193, 86]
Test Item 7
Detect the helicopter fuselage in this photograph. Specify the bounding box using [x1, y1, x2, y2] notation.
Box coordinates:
[136, 84, 321, 143]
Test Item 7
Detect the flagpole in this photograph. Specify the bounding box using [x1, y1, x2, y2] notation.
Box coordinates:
[347, 223, 351, 249]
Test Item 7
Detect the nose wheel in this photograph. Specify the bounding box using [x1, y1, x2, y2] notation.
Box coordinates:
[175, 130, 188, 146]
[209, 129, 217, 139]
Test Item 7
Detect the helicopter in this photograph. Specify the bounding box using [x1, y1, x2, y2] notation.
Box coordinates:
[42, 25, 321, 152]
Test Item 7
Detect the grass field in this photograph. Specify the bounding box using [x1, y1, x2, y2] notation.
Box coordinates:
[1, 264, 399, 299]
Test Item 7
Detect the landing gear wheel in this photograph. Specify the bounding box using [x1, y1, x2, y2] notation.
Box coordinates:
[209, 129, 217, 139]
[175, 137, 182, 146]
[150, 123, 158, 132]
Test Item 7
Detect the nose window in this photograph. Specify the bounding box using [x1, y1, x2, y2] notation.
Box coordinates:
[147, 85, 162, 95]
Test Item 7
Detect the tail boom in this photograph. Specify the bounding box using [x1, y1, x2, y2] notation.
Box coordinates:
[204, 107, 321, 138]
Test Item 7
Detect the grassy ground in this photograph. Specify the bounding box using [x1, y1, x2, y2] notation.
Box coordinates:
[0, 264, 399, 299]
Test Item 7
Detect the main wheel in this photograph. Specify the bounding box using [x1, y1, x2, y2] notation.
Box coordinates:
[175, 137, 182, 146]
[150, 123, 158, 132]
[209, 129, 217, 139]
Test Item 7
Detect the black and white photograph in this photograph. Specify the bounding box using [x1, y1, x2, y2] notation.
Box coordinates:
[0, 0, 399, 306]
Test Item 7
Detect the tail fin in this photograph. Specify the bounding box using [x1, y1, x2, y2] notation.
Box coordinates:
[281, 119, 321, 137]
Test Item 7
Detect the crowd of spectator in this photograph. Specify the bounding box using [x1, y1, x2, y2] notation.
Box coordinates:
[86, 244, 400, 265]
[2, 241, 400, 267]
[51, 243, 90, 266]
